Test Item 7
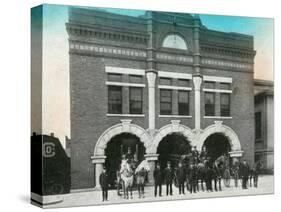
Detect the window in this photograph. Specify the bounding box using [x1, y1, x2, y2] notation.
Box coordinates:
[160, 89, 172, 115]
[159, 77, 172, 85]
[220, 83, 231, 90]
[204, 81, 215, 89]
[129, 75, 142, 83]
[178, 79, 190, 87]
[205, 92, 215, 116]
[129, 87, 143, 114]
[108, 73, 122, 82]
[178, 91, 189, 115]
[255, 112, 262, 140]
[108, 86, 122, 114]
[162, 34, 188, 50]
[220, 93, 230, 116]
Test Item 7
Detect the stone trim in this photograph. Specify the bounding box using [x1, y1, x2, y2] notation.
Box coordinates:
[93, 121, 151, 156]
[203, 75, 232, 83]
[106, 114, 145, 117]
[197, 121, 242, 152]
[158, 71, 192, 79]
[105, 81, 145, 87]
[159, 115, 192, 118]
[158, 85, 192, 91]
[105, 66, 145, 75]
[204, 116, 233, 119]
[203, 88, 232, 93]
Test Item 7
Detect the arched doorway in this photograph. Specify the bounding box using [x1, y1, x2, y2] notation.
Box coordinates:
[203, 133, 231, 163]
[104, 133, 145, 189]
[157, 133, 191, 169]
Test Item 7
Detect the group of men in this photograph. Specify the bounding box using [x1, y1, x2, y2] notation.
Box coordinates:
[99, 146, 263, 202]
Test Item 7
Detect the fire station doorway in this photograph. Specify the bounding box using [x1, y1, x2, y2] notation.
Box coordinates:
[104, 133, 145, 189]
[157, 133, 191, 170]
[203, 133, 231, 163]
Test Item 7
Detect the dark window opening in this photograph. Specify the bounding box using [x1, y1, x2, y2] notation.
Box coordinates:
[220, 93, 230, 117]
[178, 91, 189, 115]
[129, 87, 143, 114]
[205, 92, 215, 116]
[108, 86, 122, 114]
[160, 89, 172, 115]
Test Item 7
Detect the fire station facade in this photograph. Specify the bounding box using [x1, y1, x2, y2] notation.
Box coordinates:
[66, 8, 256, 191]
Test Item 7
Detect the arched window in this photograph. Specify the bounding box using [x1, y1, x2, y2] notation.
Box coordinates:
[162, 34, 188, 50]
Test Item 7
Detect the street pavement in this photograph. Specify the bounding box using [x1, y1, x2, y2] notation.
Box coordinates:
[45, 175, 274, 208]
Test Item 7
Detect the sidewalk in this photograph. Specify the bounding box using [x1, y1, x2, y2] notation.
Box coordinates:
[45, 175, 274, 208]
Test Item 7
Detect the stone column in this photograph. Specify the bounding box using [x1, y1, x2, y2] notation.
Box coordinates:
[146, 72, 157, 133]
[91, 155, 106, 190]
[144, 153, 159, 185]
[193, 74, 203, 130]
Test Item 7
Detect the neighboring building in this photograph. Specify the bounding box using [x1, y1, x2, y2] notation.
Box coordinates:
[66, 8, 256, 191]
[254, 80, 274, 173]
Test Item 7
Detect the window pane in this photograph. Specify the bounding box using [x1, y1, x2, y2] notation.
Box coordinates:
[205, 92, 215, 116]
[220, 93, 230, 116]
[108, 73, 122, 82]
[178, 91, 189, 115]
[220, 83, 231, 90]
[108, 86, 122, 114]
[162, 34, 188, 50]
[204, 81, 215, 89]
[178, 79, 190, 87]
[129, 87, 142, 114]
[160, 89, 172, 115]
[129, 75, 142, 83]
[255, 112, 262, 140]
[159, 77, 172, 85]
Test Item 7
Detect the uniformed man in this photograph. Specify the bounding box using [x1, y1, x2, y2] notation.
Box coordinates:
[213, 164, 222, 191]
[205, 164, 214, 192]
[164, 162, 174, 196]
[99, 166, 109, 201]
[199, 146, 208, 163]
[153, 163, 162, 197]
[189, 163, 197, 194]
[191, 146, 199, 164]
[240, 160, 250, 189]
[176, 162, 186, 195]
[125, 147, 134, 164]
[232, 161, 240, 188]
[253, 160, 263, 188]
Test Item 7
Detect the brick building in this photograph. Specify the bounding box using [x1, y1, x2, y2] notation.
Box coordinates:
[254, 80, 274, 173]
[66, 8, 256, 191]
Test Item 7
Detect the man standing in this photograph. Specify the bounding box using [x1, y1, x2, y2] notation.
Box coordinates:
[240, 160, 250, 189]
[176, 162, 186, 195]
[232, 161, 240, 188]
[213, 164, 222, 191]
[199, 146, 208, 163]
[205, 164, 214, 192]
[164, 162, 174, 196]
[99, 166, 109, 201]
[153, 163, 162, 197]
[189, 163, 197, 194]
[253, 160, 263, 188]
[191, 146, 199, 164]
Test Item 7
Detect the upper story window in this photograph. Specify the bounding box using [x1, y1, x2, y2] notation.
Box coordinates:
[108, 86, 122, 114]
[178, 79, 190, 87]
[162, 34, 188, 50]
[205, 92, 215, 116]
[160, 89, 172, 115]
[108, 73, 122, 82]
[204, 81, 216, 89]
[129, 75, 143, 84]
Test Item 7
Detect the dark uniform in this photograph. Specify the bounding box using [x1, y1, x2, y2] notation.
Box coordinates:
[191, 149, 200, 164]
[214, 165, 223, 191]
[205, 165, 214, 192]
[153, 166, 162, 197]
[176, 166, 186, 195]
[232, 162, 240, 187]
[189, 165, 197, 193]
[164, 166, 174, 196]
[240, 162, 250, 189]
[199, 149, 207, 163]
[253, 161, 263, 187]
[99, 171, 109, 201]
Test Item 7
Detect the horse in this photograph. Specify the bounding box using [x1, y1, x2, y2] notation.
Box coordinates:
[135, 159, 150, 198]
[120, 160, 134, 199]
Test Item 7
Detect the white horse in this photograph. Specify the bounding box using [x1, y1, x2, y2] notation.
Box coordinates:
[120, 160, 134, 199]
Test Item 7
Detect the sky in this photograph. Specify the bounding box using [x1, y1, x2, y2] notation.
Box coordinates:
[35, 4, 274, 146]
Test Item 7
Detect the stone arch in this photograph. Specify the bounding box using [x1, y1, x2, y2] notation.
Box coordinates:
[151, 120, 195, 153]
[94, 120, 151, 156]
[198, 121, 242, 155]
